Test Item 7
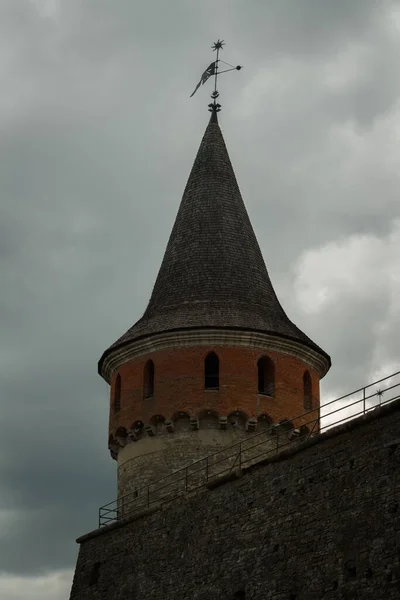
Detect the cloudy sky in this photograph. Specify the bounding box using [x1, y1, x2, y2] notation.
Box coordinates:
[1, 0, 400, 597]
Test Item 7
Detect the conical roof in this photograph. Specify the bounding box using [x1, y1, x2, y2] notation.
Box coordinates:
[99, 112, 330, 374]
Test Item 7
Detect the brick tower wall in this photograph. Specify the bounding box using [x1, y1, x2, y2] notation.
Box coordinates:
[108, 344, 321, 500]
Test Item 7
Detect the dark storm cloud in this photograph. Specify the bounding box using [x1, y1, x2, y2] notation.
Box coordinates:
[1, 0, 400, 597]
[216, 0, 391, 67]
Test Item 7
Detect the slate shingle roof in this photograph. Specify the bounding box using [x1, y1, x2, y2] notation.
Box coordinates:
[99, 112, 330, 373]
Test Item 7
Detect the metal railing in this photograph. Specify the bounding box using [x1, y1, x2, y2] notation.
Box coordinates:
[99, 370, 400, 527]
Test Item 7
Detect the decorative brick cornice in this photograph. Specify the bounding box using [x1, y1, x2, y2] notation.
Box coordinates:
[109, 412, 279, 457]
[100, 329, 330, 383]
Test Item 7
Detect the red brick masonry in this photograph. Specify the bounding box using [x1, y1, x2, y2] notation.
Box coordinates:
[109, 345, 320, 438]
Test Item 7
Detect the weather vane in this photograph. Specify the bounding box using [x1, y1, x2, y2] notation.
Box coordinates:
[190, 40, 242, 114]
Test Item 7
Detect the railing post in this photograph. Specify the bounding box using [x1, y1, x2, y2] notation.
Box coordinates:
[363, 387, 366, 414]
[147, 484, 150, 508]
[239, 441, 242, 468]
[185, 466, 188, 491]
[205, 455, 209, 481]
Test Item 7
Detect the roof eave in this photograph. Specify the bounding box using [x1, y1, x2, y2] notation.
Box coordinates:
[98, 325, 331, 384]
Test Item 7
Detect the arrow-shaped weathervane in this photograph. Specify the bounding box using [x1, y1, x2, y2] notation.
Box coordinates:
[190, 40, 242, 114]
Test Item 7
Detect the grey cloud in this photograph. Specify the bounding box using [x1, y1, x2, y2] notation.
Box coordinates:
[222, 0, 392, 63]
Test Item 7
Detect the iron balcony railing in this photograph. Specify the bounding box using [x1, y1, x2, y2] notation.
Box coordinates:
[99, 370, 400, 527]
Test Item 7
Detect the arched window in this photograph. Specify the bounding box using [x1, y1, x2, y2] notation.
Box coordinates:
[113, 373, 121, 413]
[257, 356, 275, 396]
[204, 352, 219, 390]
[303, 370, 312, 410]
[143, 360, 154, 398]
[89, 562, 101, 586]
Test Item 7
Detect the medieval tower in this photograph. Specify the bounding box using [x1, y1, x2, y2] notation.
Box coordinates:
[70, 46, 400, 600]
[98, 103, 331, 507]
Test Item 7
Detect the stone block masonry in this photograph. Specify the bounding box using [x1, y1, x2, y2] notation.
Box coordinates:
[69, 398, 400, 600]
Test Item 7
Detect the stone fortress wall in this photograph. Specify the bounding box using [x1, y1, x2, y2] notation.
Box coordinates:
[69, 397, 400, 600]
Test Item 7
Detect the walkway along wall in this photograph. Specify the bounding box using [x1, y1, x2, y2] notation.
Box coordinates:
[69, 398, 400, 600]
